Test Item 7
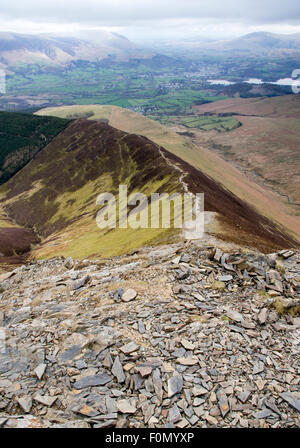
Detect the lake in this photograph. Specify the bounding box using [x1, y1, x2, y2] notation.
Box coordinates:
[208, 78, 295, 86]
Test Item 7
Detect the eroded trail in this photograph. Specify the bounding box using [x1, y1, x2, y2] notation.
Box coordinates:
[154, 142, 205, 240]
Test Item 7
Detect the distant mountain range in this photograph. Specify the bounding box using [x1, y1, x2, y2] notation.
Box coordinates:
[2, 30, 300, 71]
[205, 32, 300, 54]
[141, 32, 300, 57]
[0, 31, 154, 69]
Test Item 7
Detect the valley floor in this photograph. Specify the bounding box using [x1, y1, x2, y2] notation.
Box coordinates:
[0, 242, 299, 428]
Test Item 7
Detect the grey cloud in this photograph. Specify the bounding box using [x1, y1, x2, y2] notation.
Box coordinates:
[1, 0, 300, 26]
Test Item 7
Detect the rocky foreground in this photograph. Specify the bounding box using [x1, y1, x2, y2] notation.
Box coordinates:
[0, 243, 299, 428]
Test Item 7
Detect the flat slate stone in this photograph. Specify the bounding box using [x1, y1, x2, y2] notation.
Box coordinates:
[59, 345, 81, 362]
[168, 374, 183, 398]
[117, 399, 136, 414]
[111, 356, 125, 383]
[177, 357, 199, 366]
[34, 394, 57, 407]
[225, 309, 244, 322]
[121, 289, 137, 302]
[17, 395, 33, 413]
[168, 404, 181, 423]
[253, 409, 274, 419]
[120, 342, 139, 354]
[34, 363, 46, 380]
[237, 390, 251, 404]
[73, 374, 112, 389]
[218, 275, 233, 282]
[280, 392, 300, 414]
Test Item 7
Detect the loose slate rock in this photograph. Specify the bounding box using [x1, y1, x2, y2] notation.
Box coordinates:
[73, 374, 112, 389]
[225, 309, 244, 322]
[34, 394, 57, 407]
[117, 399, 136, 414]
[121, 289, 137, 302]
[280, 392, 300, 413]
[237, 390, 251, 404]
[218, 275, 233, 282]
[0, 243, 300, 428]
[168, 374, 183, 398]
[153, 368, 163, 402]
[257, 308, 268, 325]
[59, 345, 81, 362]
[120, 342, 139, 354]
[181, 339, 195, 350]
[34, 363, 46, 380]
[73, 275, 90, 290]
[177, 357, 199, 366]
[217, 389, 229, 417]
[17, 395, 32, 413]
[111, 356, 125, 383]
[168, 405, 181, 423]
[192, 386, 208, 397]
[136, 367, 152, 377]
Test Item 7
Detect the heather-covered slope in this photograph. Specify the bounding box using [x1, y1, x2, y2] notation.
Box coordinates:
[0, 227, 40, 265]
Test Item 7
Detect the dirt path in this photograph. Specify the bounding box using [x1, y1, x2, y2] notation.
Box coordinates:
[153, 142, 208, 240]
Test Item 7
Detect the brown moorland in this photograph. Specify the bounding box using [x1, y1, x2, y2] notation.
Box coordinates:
[0, 227, 40, 265]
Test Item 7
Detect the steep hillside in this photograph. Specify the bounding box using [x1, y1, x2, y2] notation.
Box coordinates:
[36, 104, 300, 243]
[0, 116, 297, 263]
[0, 111, 70, 184]
[191, 95, 300, 214]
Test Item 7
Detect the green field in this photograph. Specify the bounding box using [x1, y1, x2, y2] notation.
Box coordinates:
[180, 115, 241, 132]
[2, 61, 228, 119]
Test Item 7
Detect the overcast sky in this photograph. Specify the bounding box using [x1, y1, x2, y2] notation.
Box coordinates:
[1, 0, 300, 39]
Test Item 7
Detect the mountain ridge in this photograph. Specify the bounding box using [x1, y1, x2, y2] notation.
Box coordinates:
[0, 113, 297, 265]
[0, 31, 153, 69]
[152, 31, 300, 56]
[36, 103, 300, 244]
